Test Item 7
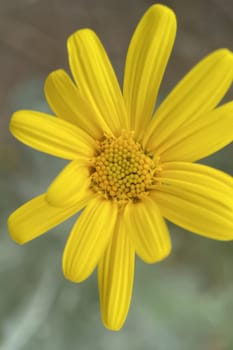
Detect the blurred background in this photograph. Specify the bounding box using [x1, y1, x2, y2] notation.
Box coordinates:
[0, 0, 233, 349]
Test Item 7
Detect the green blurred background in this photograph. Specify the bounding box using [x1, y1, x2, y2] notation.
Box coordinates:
[0, 0, 233, 349]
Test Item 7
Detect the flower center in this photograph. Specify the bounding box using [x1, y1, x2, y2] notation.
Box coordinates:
[90, 131, 158, 204]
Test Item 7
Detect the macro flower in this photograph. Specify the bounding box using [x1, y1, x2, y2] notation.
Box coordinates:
[8, 4, 233, 330]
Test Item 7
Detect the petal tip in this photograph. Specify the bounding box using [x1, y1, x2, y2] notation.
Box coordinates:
[67, 28, 96, 47]
[9, 111, 21, 132]
[149, 3, 177, 21]
[62, 260, 86, 283]
[8, 215, 25, 245]
[44, 69, 65, 88]
[102, 319, 123, 332]
[213, 48, 233, 62]
[101, 306, 126, 331]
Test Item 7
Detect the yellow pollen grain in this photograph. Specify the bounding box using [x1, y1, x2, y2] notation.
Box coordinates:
[90, 131, 158, 204]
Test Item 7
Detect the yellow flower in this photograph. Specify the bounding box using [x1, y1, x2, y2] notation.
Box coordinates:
[8, 4, 233, 330]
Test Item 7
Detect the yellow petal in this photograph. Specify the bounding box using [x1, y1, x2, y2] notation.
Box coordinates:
[158, 101, 233, 162]
[8, 194, 87, 244]
[98, 215, 135, 331]
[63, 197, 118, 283]
[124, 197, 171, 263]
[45, 69, 111, 138]
[153, 162, 233, 240]
[123, 4, 176, 139]
[160, 161, 233, 198]
[67, 29, 128, 133]
[46, 160, 93, 207]
[144, 49, 233, 152]
[10, 110, 95, 160]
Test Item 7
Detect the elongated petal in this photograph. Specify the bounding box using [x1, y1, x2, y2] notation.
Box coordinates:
[158, 101, 233, 162]
[8, 194, 88, 244]
[124, 197, 171, 263]
[63, 197, 118, 283]
[45, 69, 111, 138]
[46, 160, 92, 207]
[144, 49, 233, 151]
[123, 4, 176, 139]
[160, 161, 233, 197]
[153, 162, 233, 240]
[68, 29, 128, 132]
[10, 111, 95, 160]
[98, 215, 134, 331]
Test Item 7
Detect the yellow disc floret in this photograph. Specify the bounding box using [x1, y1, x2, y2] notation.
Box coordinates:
[90, 131, 158, 204]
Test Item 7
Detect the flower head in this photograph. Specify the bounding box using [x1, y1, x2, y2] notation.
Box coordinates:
[8, 4, 233, 330]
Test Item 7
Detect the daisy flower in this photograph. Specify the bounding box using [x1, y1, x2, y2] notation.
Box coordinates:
[8, 4, 233, 330]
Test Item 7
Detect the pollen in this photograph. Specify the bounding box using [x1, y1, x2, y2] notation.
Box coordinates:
[90, 131, 158, 204]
